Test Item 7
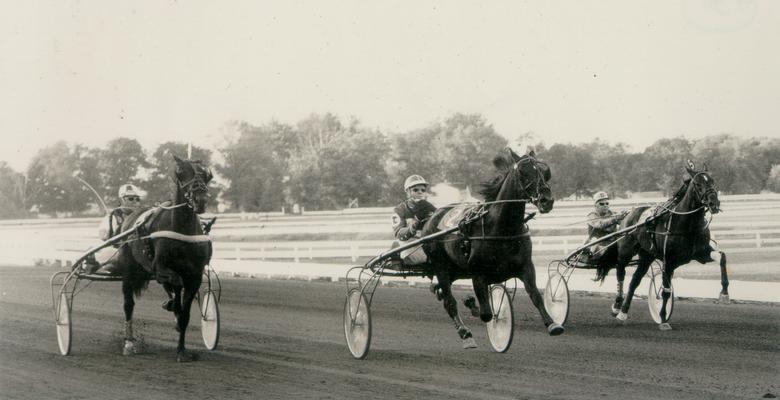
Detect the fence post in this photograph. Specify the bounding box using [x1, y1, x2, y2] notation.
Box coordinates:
[351, 245, 358, 262]
[756, 232, 762, 248]
[236, 247, 241, 261]
[294, 247, 299, 263]
[563, 239, 568, 254]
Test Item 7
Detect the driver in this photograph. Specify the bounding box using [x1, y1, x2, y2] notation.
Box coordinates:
[84, 184, 144, 274]
[392, 175, 437, 266]
[584, 191, 628, 260]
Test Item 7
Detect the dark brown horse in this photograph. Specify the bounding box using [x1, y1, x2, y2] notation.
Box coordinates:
[595, 161, 721, 330]
[421, 147, 563, 348]
[116, 155, 213, 361]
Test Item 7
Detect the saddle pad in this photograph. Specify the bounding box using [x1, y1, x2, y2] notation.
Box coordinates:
[639, 205, 662, 224]
[437, 204, 475, 231]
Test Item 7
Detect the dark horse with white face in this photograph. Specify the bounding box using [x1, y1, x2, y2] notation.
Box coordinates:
[116, 155, 213, 361]
[421, 147, 563, 347]
[596, 161, 721, 330]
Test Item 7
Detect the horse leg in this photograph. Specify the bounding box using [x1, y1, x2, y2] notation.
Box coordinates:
[471, 275, 493, 323]
[121, 280, 137, 356]
[717, 251, 730, 304]
[166, 286, 182, 333]
[175, 284, 199, 362]
[658, 267, 674, 331]
[519, 265, 564, 335]
[611, 265, 626, 316]
[696, 242, 730, 304]
[438, 276, 477, 349]
[616, 254, 652, 322]
[161, 282, 175, 312]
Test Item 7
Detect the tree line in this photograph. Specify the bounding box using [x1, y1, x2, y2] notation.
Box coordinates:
[1, 112, 778, 218]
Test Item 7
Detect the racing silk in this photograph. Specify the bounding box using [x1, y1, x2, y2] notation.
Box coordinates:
[392, 199, 436, 241]
[98, 207, 136, 241]
[586, 210, 622, 240]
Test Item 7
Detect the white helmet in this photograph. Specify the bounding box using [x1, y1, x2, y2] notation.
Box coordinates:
[118, 184, 141, 199]
[404, 175, 429, 191]
[593, 191, 609, 203]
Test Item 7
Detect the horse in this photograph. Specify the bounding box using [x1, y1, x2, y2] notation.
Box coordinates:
[421, 147, 563, 348]
[594, 160, 722, 330]
[115, 155, 213, 361]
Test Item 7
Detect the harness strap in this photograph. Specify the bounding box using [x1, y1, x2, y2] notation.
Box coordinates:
[143, 231, 211, 243]
[467, 232, 531, 241]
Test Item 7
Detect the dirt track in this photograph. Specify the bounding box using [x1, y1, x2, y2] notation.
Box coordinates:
[0, 266, 777, 400]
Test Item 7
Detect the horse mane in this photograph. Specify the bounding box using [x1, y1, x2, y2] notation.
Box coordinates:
[479, 172, 508, 202]
[478, 149, 517, 202]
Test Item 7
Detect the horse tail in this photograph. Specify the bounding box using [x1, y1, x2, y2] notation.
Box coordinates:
[133, 280, 150, 297]
[593, 264, 609, 283]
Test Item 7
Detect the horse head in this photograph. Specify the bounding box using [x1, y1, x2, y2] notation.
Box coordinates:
[684, 160, 720, 214]
[173, 155, 213, 214]
[505, 147, 554, 213]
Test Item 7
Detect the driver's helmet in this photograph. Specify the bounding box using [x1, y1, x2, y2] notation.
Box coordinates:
[593, 191, 609, 204]
[404, 175, 429, 191]
[118, 184, 141, 199]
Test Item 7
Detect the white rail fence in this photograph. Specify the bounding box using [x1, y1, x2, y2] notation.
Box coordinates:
[24, 227, 780, 269]
[2, 194, 778, 267]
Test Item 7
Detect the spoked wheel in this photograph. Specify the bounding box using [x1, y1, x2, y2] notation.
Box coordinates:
[543, 272, 569, 326]
[343, 288, 371, 359]
[199, 291, 220, 350]
[486, 285, 514, 353]
[647, 262, 674, 324]
[56, 292, 72, 356]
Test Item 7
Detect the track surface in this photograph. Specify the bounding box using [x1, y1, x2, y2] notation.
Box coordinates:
[1, 266, 777, 400]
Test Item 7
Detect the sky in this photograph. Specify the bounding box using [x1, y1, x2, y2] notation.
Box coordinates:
[1, 1, 778, 171]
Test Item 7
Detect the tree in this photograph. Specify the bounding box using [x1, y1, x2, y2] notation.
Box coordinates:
[638, 137, 693, 195]
[692, 134, 780, 194]
[542, 143, 598, 199]
[0, 162, 27, 219]
[319, 127, 390, 209]
[766, 165, 780, 193]
[217, 121, 291, 212]
[26, 142, 96, 215]
[388, 113, 507, 201]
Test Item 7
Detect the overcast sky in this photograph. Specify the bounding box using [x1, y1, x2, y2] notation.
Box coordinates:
[1, 1, 778, 171]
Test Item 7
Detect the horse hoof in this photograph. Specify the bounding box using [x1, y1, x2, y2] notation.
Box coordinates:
[616, 312, 628, 322]
[718, 294, 731, 305]
[430, 284, 443, 301]
[462, 337, 478, 349]
[177, 351, 199, 362]
[659, 323, 672, 331]
[122, 340, 136, 356]
[547, 324, 564, 336]
[610, 304, 620, 316]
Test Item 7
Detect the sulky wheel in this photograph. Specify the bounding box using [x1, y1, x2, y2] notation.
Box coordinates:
[544, 272, 570, 326]
[486, 285, 514, 353]
[199, 291, 220, 350]
[343, 288, 372, 359]
[647, 262, 674, 324]
[56, 292, 72, 356]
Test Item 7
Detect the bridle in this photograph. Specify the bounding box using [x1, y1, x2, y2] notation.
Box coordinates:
[688, 171, 718, 210]
[176, 161, 212, 210]
[511, 156, 551, 206]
